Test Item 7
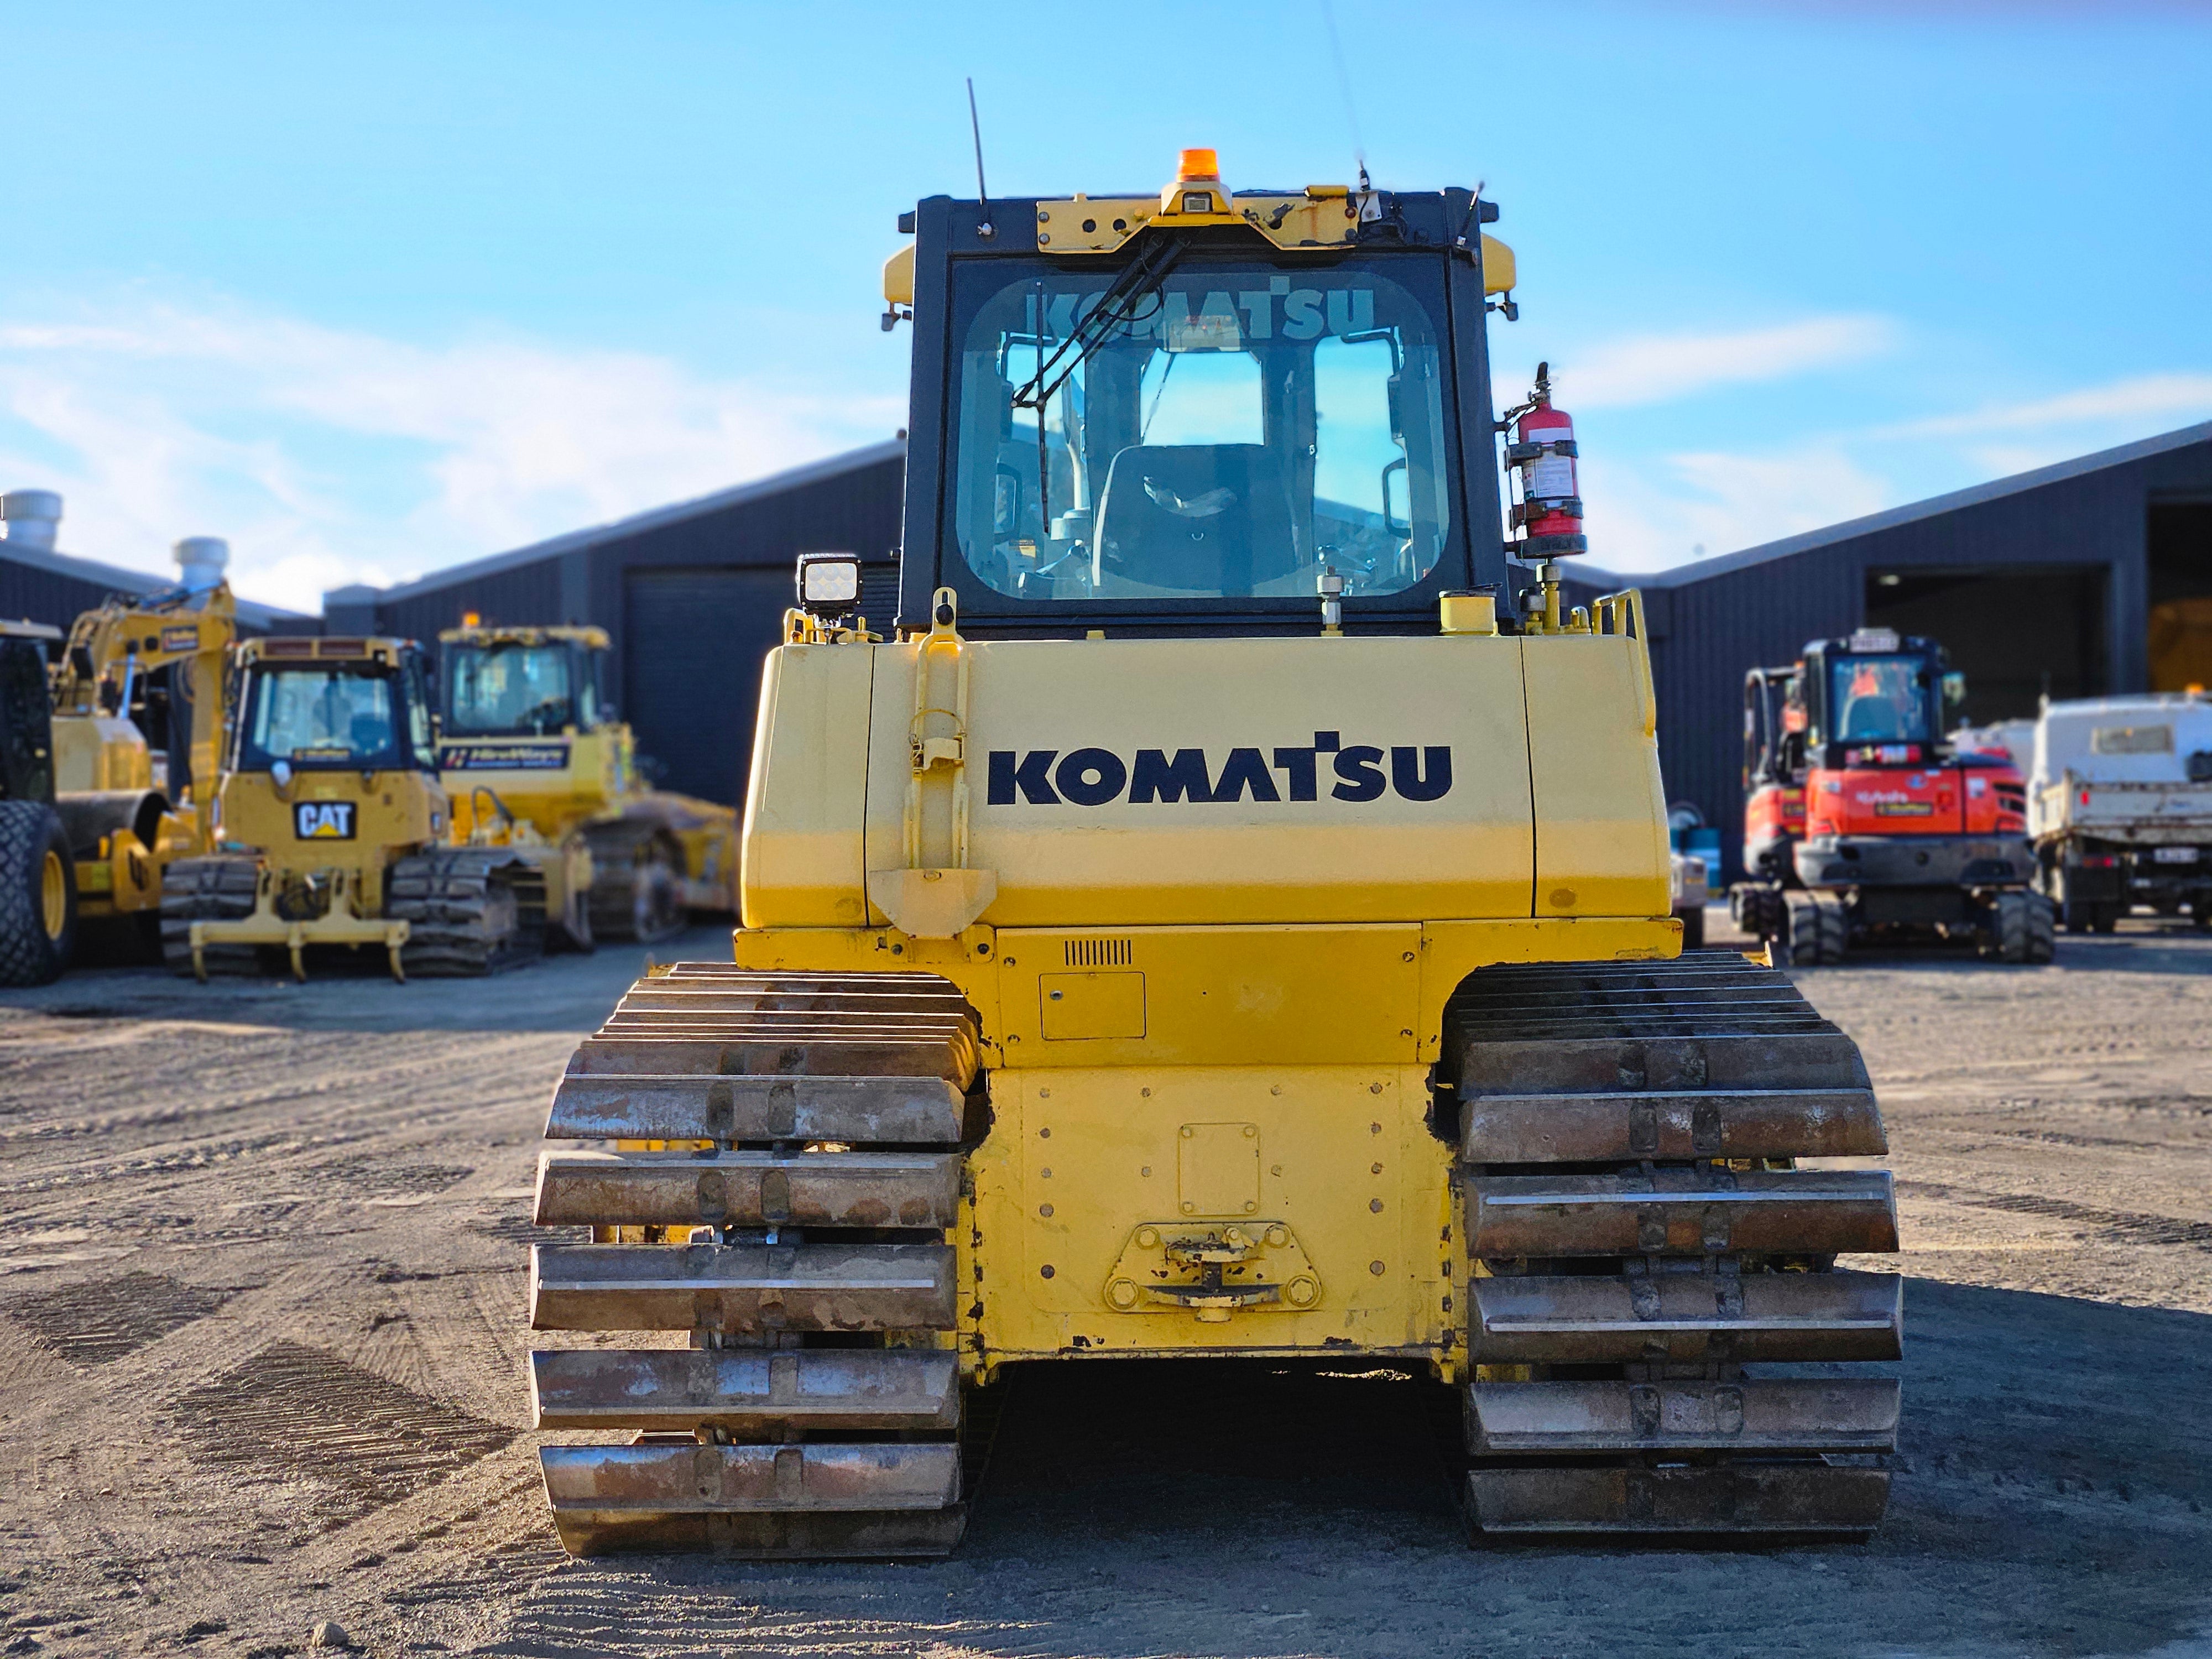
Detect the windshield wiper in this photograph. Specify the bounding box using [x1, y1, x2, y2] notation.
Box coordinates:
[1013, 234, 1185, 554]
[1012, 234, 1186, 415]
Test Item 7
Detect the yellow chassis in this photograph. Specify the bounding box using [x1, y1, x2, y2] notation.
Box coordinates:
[732, 912, 1679, 1384]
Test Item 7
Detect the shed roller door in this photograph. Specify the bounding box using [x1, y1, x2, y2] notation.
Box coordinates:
[622, 567, 790, 807]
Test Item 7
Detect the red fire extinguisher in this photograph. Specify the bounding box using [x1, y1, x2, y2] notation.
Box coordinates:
[1509, 362, 1587, 557]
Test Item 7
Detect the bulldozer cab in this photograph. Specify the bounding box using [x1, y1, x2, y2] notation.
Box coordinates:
[439, 625, 611, 740]
[0, 624, 61, 805]
[893, 154, 1518, 635]
[235, 638, 439, 779]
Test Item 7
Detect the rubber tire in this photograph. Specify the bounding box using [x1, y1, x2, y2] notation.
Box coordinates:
[2025, 891, 2057, 963]
[1815, 893, 1849, 964]
[1784, 893, 1844, 967]
[1983, 890, 2054, 964]
[1731, 884, 1783, 944]
[0, 801, 77, 987]
[1676, 905, 1705, 950]
[2092, 904, 2120, 935]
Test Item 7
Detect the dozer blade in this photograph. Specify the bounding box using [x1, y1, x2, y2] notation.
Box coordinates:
[534, 1149, 961, 1229]
[1468, 1169, 1897, 1258]
[1468, 1378, 1900, 1454]
[1469, 1270, 1902, 1364]
[1462, 1087, 1885, 1163]
[1468, 1463, 1891, 1536]
[546, 1072, 964, 1144]
[529, 1242, 957, 1333]
[530, 1348, 959, 1433]
[539, 1442, 964, 1558]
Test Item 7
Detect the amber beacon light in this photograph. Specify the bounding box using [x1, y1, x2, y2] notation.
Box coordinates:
[1171, 148, 1222, 212]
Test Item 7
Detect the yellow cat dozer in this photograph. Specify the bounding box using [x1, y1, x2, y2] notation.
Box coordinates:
[436, 624, 737, 946]
[522, 151, 1901, 1554]
[163, 635, 547, 979]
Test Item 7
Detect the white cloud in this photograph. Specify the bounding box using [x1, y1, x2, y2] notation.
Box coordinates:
[1568, 366, 2212, 572]
[1498, 315, 1897, 412]
[1882, 372, 2212, 438]
[1580, 446, 1892, 572]
[0, 298, 904, 613]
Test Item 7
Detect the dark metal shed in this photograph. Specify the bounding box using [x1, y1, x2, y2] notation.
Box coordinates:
[338, 441, 906, 805]
[1565, 421, 2212, 879]
[1, 525, 311, 637]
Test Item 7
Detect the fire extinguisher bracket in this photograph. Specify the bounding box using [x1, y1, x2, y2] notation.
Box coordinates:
[1505, 361, 1587, 565]
[1519, 532, 1589, 557]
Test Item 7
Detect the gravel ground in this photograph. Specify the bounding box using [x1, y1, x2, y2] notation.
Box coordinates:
[1, 917, 2208, 1659]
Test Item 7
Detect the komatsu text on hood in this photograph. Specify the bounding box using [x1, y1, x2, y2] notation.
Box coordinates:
[987, 733, 1452, 807]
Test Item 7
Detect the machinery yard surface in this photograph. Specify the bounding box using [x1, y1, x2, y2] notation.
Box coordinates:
[2, 924, 2209, 1659]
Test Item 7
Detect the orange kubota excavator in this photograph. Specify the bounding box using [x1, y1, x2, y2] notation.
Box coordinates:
[1730, 627, 2051, 964]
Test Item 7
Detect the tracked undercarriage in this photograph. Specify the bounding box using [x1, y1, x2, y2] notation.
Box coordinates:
[161, 847, 546, 979]
[578, 818, 688, 946]
[527, 952, 1896, 1551]
[529, 968, 974, 1555]
[1451, 951, 1898, 1533]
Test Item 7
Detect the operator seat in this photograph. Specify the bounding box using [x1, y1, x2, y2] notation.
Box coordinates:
[1093, 444, 1297, 596]
[1840, 696, 1902, 742]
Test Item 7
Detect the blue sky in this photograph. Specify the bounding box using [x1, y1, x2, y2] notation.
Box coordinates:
[3, 1, 2208, 611]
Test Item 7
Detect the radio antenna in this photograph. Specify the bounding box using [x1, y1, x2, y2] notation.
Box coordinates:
[1317, 0, 1369, 192]
[966, 77, 995, 241]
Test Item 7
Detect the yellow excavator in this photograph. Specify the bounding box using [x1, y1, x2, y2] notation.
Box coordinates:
[520, 150, 1901, 1553]
[163, 634, 548, 979]
[45, 538, 238, 945]
[437, 623, 737, 944]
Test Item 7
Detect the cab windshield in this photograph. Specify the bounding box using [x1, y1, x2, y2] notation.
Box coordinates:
[1828, 655, 1934, 744]
[445, 644, 593, 735]
[950, 255, 1454, 603]
[241, 665, 416, 770]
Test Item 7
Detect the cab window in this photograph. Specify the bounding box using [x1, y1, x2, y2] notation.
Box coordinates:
[949, 258, 1454, 604]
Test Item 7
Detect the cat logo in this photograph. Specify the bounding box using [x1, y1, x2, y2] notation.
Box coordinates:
[294, 801, 357, 840]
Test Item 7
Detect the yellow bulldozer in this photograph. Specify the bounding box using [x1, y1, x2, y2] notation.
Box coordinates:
[520, 150, 1901, 1553]
[437, 623, 738, 945]
[163, 633, 549, 979]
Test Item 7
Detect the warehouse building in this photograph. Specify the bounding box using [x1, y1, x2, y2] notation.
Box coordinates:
[313, 420, 2209, 852]
[325, 441, 905, 806]
[0, 489, 307, 635]
[21, 415, 2211, 870]
[1568, 420, 2212, 877]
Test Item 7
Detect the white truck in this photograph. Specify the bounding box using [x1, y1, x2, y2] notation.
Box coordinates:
[2030, 693, 2212, 932]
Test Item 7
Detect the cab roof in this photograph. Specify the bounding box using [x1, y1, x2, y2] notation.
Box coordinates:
[244, 635, 413, 666]
[438, 624, 611, 650]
